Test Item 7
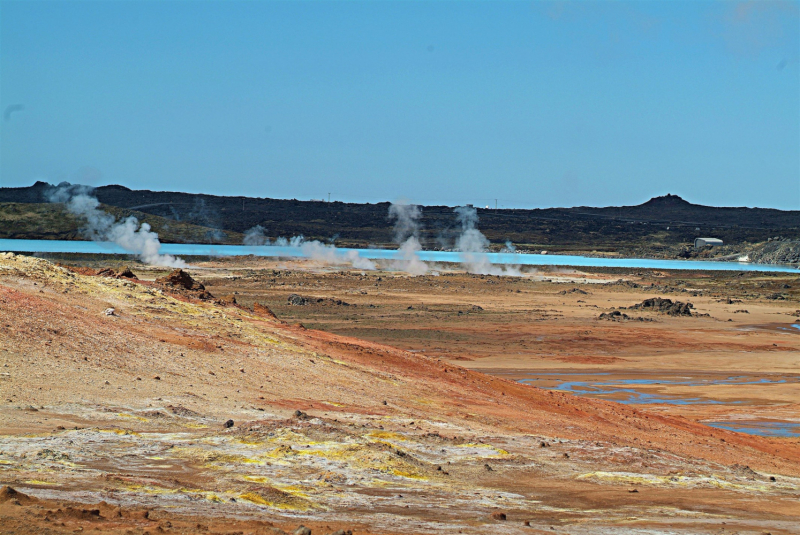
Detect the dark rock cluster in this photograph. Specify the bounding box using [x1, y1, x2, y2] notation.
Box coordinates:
[630, 297, 694, 316]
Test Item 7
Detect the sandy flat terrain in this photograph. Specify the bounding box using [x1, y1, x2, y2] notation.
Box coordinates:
[1, 254, 799, 534]
[200, 258, 800, 429]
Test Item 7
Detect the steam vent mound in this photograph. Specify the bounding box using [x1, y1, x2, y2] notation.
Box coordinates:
[0, 252, 798, 533]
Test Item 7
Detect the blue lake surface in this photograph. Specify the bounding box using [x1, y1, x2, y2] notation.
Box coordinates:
[1, 239, 797, 273]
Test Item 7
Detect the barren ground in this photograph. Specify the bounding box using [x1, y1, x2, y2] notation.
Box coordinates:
[1, 254, 799, 534]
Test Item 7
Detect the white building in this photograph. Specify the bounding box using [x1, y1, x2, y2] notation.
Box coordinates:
[694, 237, 723, 248]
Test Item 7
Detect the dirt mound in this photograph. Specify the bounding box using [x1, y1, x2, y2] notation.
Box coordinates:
[167, 405, 202, 418]
[156, 269, 205, 290]
[630, 297, 694, 316]
[559, 288, 589, 295]
[58, 265, 138, 279]
[156, 269, 213, 300]
[253, 302, 277, 318]
[116, 266, 138, 279]
[731, 464, 761, 480]
[0, 486, 36, 505]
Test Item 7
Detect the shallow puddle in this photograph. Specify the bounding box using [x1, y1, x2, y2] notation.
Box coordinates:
[706, 420, 800, 438]
[516, 373, 797, 405]
[500, 371, 800, 438]
[740, 323, 800, 335]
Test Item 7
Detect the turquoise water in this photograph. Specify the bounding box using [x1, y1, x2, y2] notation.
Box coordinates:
[1, 239, 797, 273]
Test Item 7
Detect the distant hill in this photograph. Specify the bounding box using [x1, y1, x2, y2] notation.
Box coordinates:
[1, 182, 798, 251]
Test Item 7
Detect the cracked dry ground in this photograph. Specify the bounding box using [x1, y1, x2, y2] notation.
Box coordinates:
[0, 254, 799, 534]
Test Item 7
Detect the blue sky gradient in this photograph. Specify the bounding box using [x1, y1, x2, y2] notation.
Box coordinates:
[1, 1, 798, 208]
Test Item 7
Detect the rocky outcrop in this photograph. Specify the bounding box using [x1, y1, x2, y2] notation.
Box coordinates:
[598, 310, 652, 322]
[156, 269, 205, 291]
[748, 239, 800, 265]
[155, 269, 213, 300]
[287, 294, 351, 307]
[630, 298, 694, 316]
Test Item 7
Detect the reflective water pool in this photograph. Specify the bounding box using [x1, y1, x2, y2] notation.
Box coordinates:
[509, 372, 800, 437]
[706, 420, 800, 438]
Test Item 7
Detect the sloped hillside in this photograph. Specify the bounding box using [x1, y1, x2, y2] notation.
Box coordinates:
[0, 254, 798, 533]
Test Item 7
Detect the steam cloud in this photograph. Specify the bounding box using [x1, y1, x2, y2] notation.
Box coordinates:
[47, 184, 185, 267]
[242, 227, 375, 270]
[388, 201, 428, 275]
[298, 239, 376, 270]
[243, 225, 269, 246]
[453, 206, 520, 276]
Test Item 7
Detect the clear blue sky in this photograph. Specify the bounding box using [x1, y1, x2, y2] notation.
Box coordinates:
[1, 1, 798, 209]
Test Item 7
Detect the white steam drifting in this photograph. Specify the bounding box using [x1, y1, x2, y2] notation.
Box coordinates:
[48, 185, 185, 267]
[453, 206, 520, 276]
[388, 201, 428, 275]
[243, 203, 522, 276]
[243, 225, 269, 246]
[298, 239, 376, 270]
[242, 227, 375, 270]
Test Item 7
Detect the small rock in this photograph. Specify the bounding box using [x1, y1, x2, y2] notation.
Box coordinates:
[491, 511, 507, 520]
[223, 419, 234, 429]
[288, 294, 309, 306]
[484, 463, 493, 471]
[293, 526, 312, 535]
[103, 308, 115, 316]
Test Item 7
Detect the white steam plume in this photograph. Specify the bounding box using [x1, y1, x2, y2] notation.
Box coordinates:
[273, 236, 305, 248]
[298, 239, 376, 270]
[453, 206, 520, 276]
[243, 225, 269, 246]
[388, 201, 428, 275]
[47, 184, 185, 268]
[267, 234, 375, 270]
